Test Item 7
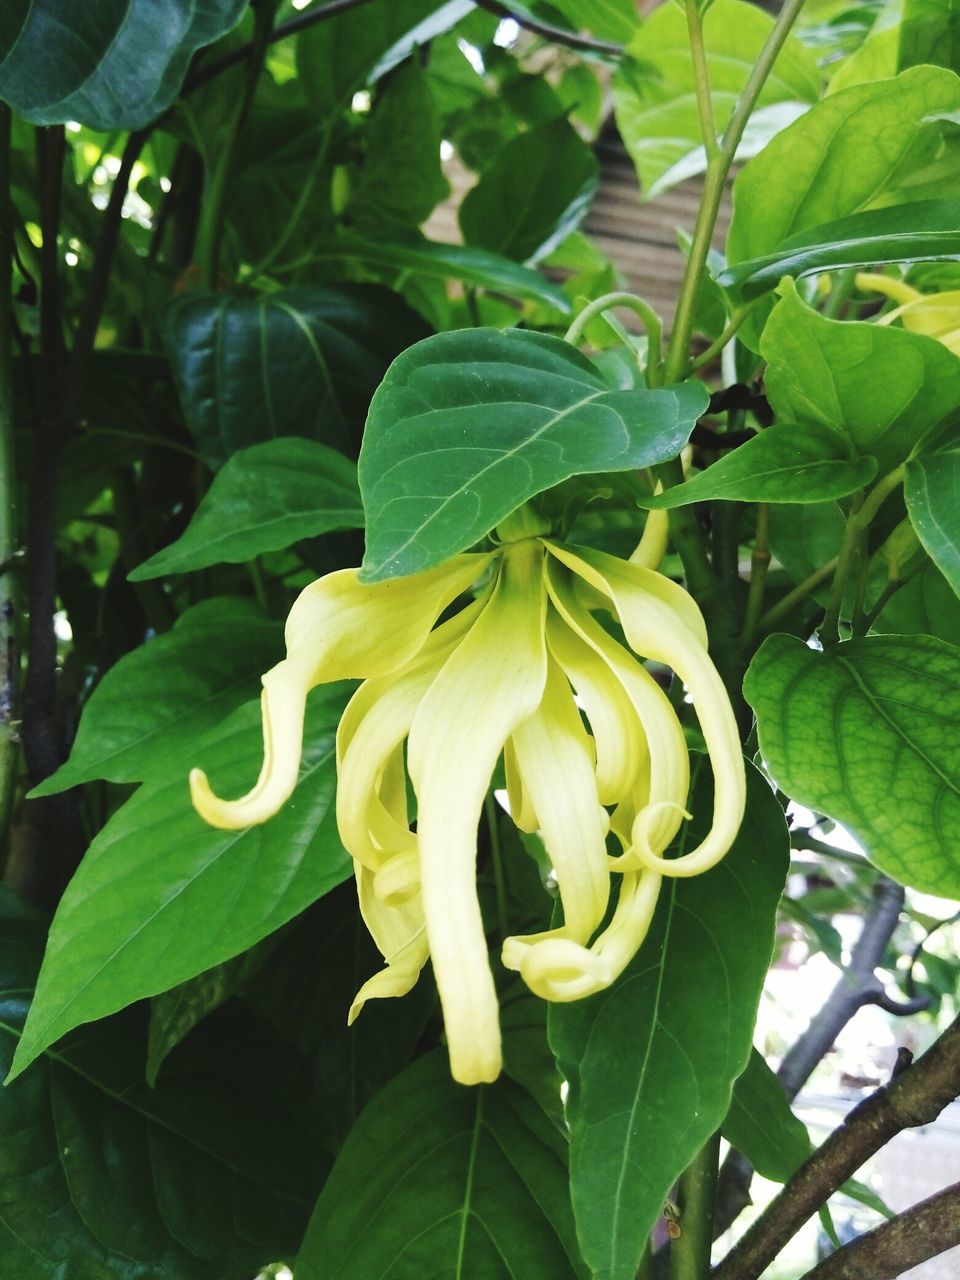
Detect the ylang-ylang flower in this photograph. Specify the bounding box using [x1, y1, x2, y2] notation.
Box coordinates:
[856, 272, 960, 354]
[191, 506, 746, 1086]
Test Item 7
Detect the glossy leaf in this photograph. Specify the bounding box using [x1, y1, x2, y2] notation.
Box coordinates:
[358, 328, 708, 580]
[614, 0, 819, 196]
[549, 764, 789, 1280]
[162, 285, 430, 466]
[719, 200, 960, 298]
[311, 233, 572, 311]
[638, 422, 877, 508]
[130, 439, 362, 580]
[459, 117, 599, 263]
[0, 0, 247, 131]
[723, 1049, 813, 1182]
[9, 687, 352, 1081]
[905, 443, 960, 597]
[727, 66, 960, 267]
[297, 1048, 586, 1280]
[32, 599, 282, 795]
[745, 634, 960, 898]
[761, 282, 960, 473]
[0, 894, 322, 1278]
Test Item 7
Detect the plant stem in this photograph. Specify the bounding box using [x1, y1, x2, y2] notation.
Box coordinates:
[758, 557, 838, 631]
[821, 466, 905, 644]
[686, 0, 719, 162]
[564, 291, 664, 385]
[474, 0, 624, 56]
[672, 1130, 720, 1280]
[244, 122, 333, 282]
[740, 503, 770, 646]
[688, 303, 760, 373]
[0, 104, 17, 848]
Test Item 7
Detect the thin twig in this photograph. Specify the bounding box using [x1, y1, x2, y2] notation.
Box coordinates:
[474, 0, 624, 56]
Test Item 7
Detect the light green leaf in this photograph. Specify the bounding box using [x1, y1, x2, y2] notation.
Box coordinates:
[905, 443, 960, 597]
[459, 117, 599, 263]
[745, 633, 960, 898]
[311, 233, 572, 311]
[162, 285, 430, 466]
[297, 1048, 587, 1280]
[31, 599, 282, 796]
[727, 65, 960, 266]
[358, 328, 708, 581]
[638, 422, 877, 508]
[827, 1, 900, 95]
[549, 764, 789, 1280]
[718, 200, 960, 299]
[900, 0, 960, 73]
[548, 0, 637, 42]
[9, 688, 352, 1081]
[761, 282, 960, 472]
[0, 0, 246, 130]
[614, 0, 820, 196]
[129, 439, 362, 580]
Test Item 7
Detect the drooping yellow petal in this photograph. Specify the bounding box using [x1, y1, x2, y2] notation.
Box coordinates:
[856, 274, 960, 351]
[548, 543, 745, 877]
[508, 655, 610, 945]
[407, 540, 549, 1085]
[349, 862, 429, 1022]
[855, 272, 922, 310]
[190, 555, 491, 831]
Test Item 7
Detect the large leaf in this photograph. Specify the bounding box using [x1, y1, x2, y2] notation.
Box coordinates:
[358, 328, 708, 581]
[459, 117, 599, 263]
[905, 441, 960, 597]
[745, 633, 960, 899]
[162, 285, 430, 466]
[727, 66, 960, 267]
[32, 598, 282, 795]
[723, 1049, 813, 1182]
[547, 0, 637, 42]
[297, 1047, 587, 1280]
[874, 560, 960, 644]
[549, 763, 789, 1280]
[130, 439, 362, 580]
[0, 0, 247, 131]
[0, 893, 323, 1278]
[638, 421, 877, 508]
[311, 232, 572, 311]
[9, 687, 352, 1081]
[614, 0, 819, 196]
[761, 282, 960, 473]
[719, 200, 960, 298]
[900, 0, 960, 72]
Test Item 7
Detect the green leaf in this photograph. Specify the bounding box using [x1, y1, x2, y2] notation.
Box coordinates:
[873, 560, 960, 643]
[614, 0, 820, 196]
[549, 763, 789, 1280]
[31, 598, 282, 795]
[761, 281, 960, 473]
[162, 285, 430, 466]
[900, 0, 960, 73]
[297, 1048, 587, 1280]
[9, 687, 352, 1081]
[905, 442, 960, 596]
[745, 633, 960, 898]
[129, 439, 362, 580]
[727, 66, 960, 267]
[723, 1049, 813, 1182]
[311, 232, 573, 311]
[0, 897, 323, 1278]
[639, 422, 877, 508]
[547, 0, 637, 42]
[0, 0, 246, 131]
[358, 328, 708, 581]
[719, 200, 960, 298]
[459, 117, 599, 263]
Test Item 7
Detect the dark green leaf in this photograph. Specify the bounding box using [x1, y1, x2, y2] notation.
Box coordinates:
[900, 0, 960, 73]
[719, 201, 960, 298]
[905, 442, 960, 597]
[0, 897, 323, 1278]
[31, 598, 282, 795]
[459, 117, 599, 263]
[549, 763, 789, 1280]
[761, 282, 960, 473]
[297, 1048, 586, 1280]
[10, 687, 352, 1081]
[726, 66, 960, 268]
[723, 1050, 812, 1182]
[162, 285, 430, 466]
[130, 439, 362, 580]
[638, 422, 877, 508]
[745, 633, 960, 898]
[547, 0, 636, 42]
[0, 0, 247, 130]
[358, 328, 707, 580]
[873, 560, 960, 644]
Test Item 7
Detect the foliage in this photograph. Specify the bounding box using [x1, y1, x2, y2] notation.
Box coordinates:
[1, 2, 959, 1279]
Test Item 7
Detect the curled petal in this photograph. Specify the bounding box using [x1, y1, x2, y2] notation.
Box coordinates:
[407, 540, 548, 1085]
[349, 863, 429, 1022]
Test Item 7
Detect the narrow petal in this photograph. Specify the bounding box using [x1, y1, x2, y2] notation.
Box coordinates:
[854, 272, 921, 309]
[349, 863, 429, 1022]
[407, 540, 548, 1085]
[508, 655, 610, 944]
[631, 509, 669, 570]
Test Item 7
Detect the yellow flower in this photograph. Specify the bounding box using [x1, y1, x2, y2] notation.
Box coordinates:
[856, 272, 960, 355]
[190, 515, 746, 1086]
